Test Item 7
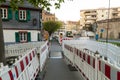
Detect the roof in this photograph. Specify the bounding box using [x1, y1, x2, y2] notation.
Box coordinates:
[1, 0, 41, 10]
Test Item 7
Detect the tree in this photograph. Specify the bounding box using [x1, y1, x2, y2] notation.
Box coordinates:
[0, 0, 70, 64]
[43, 21, 62, 36]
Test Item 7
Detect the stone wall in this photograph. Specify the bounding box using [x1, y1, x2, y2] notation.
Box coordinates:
[97, 19, 120, 39]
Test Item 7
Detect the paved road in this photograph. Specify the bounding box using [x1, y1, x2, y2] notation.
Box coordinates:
[43, 40, 83, 80]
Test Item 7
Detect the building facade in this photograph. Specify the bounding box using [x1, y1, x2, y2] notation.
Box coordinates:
[65, 21, 80, 33]
[80, 7, 120, 39]
[80, 7, 120, 28]
[97, 19, 120, 39]
[42, 10, 56, 22]
[1, 0, 42, 43]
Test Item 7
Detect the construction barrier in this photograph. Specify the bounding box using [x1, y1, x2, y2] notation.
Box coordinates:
[40, 41, 49, 71]
[62, 39, 120, 80]
[0, 48, 39, 80]
[0, 41, 49, 80]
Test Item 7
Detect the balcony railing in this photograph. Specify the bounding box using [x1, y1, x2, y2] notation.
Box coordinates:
[85, 12, 97, 16]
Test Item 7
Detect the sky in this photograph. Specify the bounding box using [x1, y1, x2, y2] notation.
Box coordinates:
[50, 0, 120, 21]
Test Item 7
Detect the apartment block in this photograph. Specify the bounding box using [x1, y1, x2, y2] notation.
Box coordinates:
[80, 7, 120, 39]
[80, 7, 120, 28]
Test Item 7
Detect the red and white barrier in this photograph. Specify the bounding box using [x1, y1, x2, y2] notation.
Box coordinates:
[40, 41, 49, 71]
[63, 40, 120, 80]
[98, 59, 120, 80]
[0, 48, 39, 80]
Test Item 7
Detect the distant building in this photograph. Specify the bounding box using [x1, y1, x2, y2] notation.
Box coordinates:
[65, 21, 80, 33]
[1, 0, 42, 43]
[80, 7, 120, 31]
[42, 10, 56, 22]
[80, 7, 120, 39]
[97, 19, 120, 39]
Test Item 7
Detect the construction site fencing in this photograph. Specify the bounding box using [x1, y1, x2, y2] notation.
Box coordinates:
[0, 41, 49, 80]
[62, 39, 120, 80]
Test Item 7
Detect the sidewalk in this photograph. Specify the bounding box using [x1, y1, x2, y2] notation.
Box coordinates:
[43, 40, 83, 80]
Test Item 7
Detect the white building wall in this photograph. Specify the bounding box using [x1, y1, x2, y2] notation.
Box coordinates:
[30, 30, 39, 41]
[97, 9, 108, 21]
[3, 30, 16, 43]
[3, 29, 40, 43]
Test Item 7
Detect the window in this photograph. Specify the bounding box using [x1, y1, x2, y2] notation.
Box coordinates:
[1, 8, 8, 19]
[15, 10, 30, 21]
[19, 32, 27, 42]
[15, 32, 31, 42]
[19, 10, 26, 20]
[92, 15, 96, 17]
[119, 33, 120, 39]
[46, 18, 48, 21]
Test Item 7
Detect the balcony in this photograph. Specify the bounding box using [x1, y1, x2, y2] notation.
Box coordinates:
[112, 11, 119, 14]
[111, 16, 120, 19]
[85, 17, 97, 20]
[85, 12, 97, 16]
[112, 8, 119, 14]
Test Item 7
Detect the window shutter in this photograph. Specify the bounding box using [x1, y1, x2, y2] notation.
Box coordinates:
[15, 10, 19, 21]
[27, 10, 31, 21]
[27, 32, 31, 42]
[15, 32, 20, 42]
[8, 8, 12, 20]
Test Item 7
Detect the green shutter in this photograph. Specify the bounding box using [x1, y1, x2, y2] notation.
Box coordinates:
[27, 32, 31, 42]
[15, 32, 20, 42]
[8, 8, 12, 20]
[27, 10, 31, 21]
[15, 10, 19, 21]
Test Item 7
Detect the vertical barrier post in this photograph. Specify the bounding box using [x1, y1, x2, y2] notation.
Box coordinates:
[95, 51, 100, 80]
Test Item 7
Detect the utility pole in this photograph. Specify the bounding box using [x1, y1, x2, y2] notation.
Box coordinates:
[106, 0, 110, 43]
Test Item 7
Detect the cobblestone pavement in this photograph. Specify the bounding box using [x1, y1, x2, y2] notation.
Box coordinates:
[43, 40, 83, 80]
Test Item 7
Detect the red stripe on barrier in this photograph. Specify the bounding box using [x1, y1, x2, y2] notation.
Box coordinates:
[34, 73, 36, 77]
[15, 66, 19, 78]
[81, 52, 83, 58]
[105, 64, 111, 79]
[32, 51, 35, 57]
[117, 71, 120, 80]
[25, 56, 29, 65]
[83, 53, 85, 60]
[20, 60, 24, 71]
[99, 60, 101, 71]
[93, 58, 95, 68]
[79, 51, 81, 58]
[0, 77, 2, 80]
[47, 42, 49, 46]
[77, 49, 79, 55]
[87, 55, 90, 64]
[29, 53, 32, 61]
[82, 73, 85, 77]
[8, 70, 14, 80]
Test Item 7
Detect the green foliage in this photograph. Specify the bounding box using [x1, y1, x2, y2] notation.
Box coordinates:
[0, 0, 67, 11]
[110, 42, 120, 47]
[43, 21, 62, 36]
[0, 0, 5, 3]
[99, 41, 120, 47]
